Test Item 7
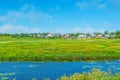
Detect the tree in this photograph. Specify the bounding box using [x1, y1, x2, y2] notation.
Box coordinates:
[104, 31, 109, 35]
[86, 33, 91, 38]
[115, 30, 120, 38]
[109, 32, 115, 38]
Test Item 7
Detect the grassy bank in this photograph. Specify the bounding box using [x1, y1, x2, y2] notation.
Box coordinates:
[59, 68, 120, 80]
[0, 36, 120, 61]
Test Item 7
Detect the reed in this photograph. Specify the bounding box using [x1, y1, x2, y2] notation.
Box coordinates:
[59, 68, 120, 80]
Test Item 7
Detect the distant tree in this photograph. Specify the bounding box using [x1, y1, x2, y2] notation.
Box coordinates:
[86, 33, 91, 38]
[94, 32, 101, 36]
[109, 32, 115, 38]
[104, 31, 109, 35]
[115, 30, 120, 38]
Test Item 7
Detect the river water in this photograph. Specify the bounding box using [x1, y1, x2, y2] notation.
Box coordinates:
[0, 60, 120, 80]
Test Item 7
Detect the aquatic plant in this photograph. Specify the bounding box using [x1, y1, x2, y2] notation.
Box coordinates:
[0, 72, 16, 80]
[58, 68, 120, 80]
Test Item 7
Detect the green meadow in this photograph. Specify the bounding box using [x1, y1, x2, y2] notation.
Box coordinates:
[0, 36, 120, 61]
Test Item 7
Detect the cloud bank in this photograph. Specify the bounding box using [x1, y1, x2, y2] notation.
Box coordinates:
[0, 5, 54, 33]
[0, 24, 42, 33]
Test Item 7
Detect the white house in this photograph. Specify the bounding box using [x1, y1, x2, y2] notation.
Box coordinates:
[104, 34, 110, 38]
[77, 34, 87, 39]
[46, 33, 54, 38]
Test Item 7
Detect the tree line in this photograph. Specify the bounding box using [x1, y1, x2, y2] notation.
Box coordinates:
[0, 30, 120, 39]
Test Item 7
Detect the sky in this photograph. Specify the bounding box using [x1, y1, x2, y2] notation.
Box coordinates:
[0, 0, 120, 33]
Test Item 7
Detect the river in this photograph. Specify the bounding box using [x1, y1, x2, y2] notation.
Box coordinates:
[0, 60, 120, 80]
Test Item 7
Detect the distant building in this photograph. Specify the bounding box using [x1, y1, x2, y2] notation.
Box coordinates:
[97, 34, 103, 38]
[90, 34, 96, 38]
[64, 34, 71, 39]
[104, 34, 110, 38]
[61, 34, 65, 37]
[110, 34, 116, 38]
[47, 33, 54, 38]
[90, 34, 103, 38]
[77, 34, 87, 39]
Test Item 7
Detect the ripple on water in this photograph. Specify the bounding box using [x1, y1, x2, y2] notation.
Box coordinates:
[0, 60, 119, 80]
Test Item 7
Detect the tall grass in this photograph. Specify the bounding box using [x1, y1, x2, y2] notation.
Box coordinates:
[0, 36, 120, 61]
[59, 68, 120, 80]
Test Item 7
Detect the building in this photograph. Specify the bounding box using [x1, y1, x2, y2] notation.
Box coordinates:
[77, 34, 87, 39]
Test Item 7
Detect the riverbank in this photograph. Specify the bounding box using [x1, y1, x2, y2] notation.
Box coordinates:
[59, 68, 120, 80]
[0, 36, 120, 61]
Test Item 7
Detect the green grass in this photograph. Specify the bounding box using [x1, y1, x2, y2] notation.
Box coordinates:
[0, 36, 120, 61]
[58, 68, 120, 80]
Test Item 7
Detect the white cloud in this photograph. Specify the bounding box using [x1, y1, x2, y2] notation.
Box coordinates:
[73, 25, 94, 33]
[0, 24, 42, 33]
[0, 4, 55, 25]
[73, 25, 105, 33]
[0, 4, 55, 33]
[0, 16, 6, 21]
[75, 1, 108, 10]
[103, 22, 112, 27]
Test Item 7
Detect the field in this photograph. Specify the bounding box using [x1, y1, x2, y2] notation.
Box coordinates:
[0, 36, 120, 61]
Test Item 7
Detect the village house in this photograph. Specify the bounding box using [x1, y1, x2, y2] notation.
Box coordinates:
[97, 34, 103, 38]
[103, 34, 110, 38]
[46, 33, 54, 38]
[36, 34, 41, 38]
[77, 34, 87, 39]
[64, 34, 71, 39]
[110, 34, 116, 38]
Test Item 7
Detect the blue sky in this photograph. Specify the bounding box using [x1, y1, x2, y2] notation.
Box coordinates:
[0, 0, 120, 33]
